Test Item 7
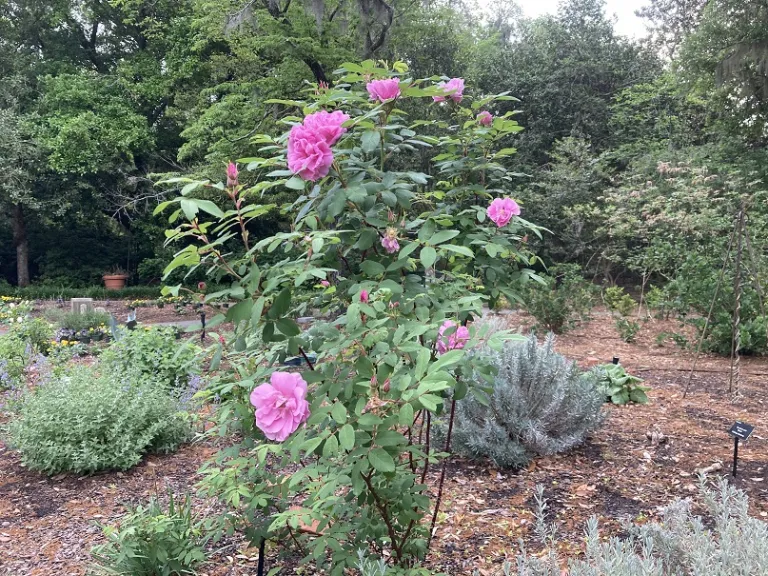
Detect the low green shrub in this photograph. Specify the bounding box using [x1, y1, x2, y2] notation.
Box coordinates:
[9, 318, 54, 354]
[7, 365, 191, 474]
[523, 264, 599, 334]
[604, 286, 636, 316]
[593, 363, 649, 405]
[90, 491, 208, 576]
[615, 317, 640, 343]
[45, 309, 111, 332]
[101, 327, 201, 389]
[450, 334, 604, 469]
[0, 334, 29, 390]
[491, 478, 768, 575]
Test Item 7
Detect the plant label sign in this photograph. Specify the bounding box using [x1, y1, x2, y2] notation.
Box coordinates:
[729, 421, 754, 441]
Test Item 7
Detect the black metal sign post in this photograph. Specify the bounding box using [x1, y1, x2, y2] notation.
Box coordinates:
[728, 421, 755, 477]
[612, 356, 620, 365]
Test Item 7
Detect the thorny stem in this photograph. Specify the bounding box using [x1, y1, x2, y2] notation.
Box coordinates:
[427, 397, 457, 551]
[420, 411, 431, 486]
[299, 347, 315, 370]
[362, 471, 404, 562]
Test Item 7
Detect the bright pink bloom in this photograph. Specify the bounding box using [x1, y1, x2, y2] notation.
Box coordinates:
[360, 290, 369, 303]
[381, 228, 400, 254]
[477, 111, 493, 126]
[433, 78, 465, 103]
[198, 281, 207, 291]
[226, 162, 238, 187]
[250, 372, 310, 441]
[367, 78, 401, 102]
[437, 320, 470, 354]
[302, 110, 350, 147]
[287, 124, 334, 181]
[320, 280, 330, 288]
[487, 197, 521, 228]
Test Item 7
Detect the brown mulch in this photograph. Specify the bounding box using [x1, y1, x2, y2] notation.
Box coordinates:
[1, 309, 767, 575]
[33, 299, 222, 326]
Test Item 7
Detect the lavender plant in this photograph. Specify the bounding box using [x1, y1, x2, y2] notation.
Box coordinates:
[157, 62, 541, 573]
[497, 477, 768, 576]
[450, 334, 604, 469]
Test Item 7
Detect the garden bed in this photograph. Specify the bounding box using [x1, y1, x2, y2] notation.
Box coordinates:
[1, 310, 767, 575]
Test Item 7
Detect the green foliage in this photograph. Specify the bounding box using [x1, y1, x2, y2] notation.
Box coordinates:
[615, 318, 640, 343]
[0, 334, 30, 391]
[9, 317, 54, 354]
[7, 365, 191, 475]
[0, 285, 164, 300]
[45, 310, 111, 332]
[604, 286, 636, 317]
[166, 65, 540, 573]
[593, 363, 649, 405]
[90, 491, 208, 576]
[101, 327, 201, 389]
[450, 334, 604, 469]
[494, 478, 768, 575]
[523, 264, 598, 334]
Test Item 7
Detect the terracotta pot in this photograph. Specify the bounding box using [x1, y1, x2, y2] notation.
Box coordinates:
[103, 274, 128, 290]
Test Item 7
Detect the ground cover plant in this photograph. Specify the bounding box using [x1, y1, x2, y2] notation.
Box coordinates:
[158, 63, 541, 574]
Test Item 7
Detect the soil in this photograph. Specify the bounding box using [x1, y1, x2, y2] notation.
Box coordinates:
[1, 308, 767, 575]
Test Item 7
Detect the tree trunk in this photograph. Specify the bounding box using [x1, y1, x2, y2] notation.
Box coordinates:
[12, 203, 30, 287]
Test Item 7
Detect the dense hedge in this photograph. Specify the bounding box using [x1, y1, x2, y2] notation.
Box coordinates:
[0, 285, 164, 300]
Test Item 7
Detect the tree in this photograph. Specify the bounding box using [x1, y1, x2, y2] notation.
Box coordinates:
[636, 0, 708, 59]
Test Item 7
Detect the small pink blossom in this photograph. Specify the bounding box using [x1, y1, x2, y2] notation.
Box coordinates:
[197, 281, 207, 291]
[487, 197, 521, 228]
[302, 110, 350, 147]
[367, 78, 401, 102]
[477, 111, 493, 126]
[381, 227, 400, 254]
[437, 320, 470, 354]
[287, 124, 334, 181]
[226, 162, 238, 187]
[360, 290, 369, 303]
[249, 372, 310, 441]
[320, 280, 330, 288]
[433, 78, 465, 103]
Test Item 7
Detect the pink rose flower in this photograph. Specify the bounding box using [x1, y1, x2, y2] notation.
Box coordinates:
[487, 197, 521, 228]
[381, 227, 400, 254]
[250, 372, 310, 441]
[226, 162, 238, 187]
[302, 110, 350, 147]
[433, 78, 465, 103]
[367, 78, 401, 102]
[477, 111, 493, 126]
[287, 124, 334, 181]
[197, 281, 207, 291]
[360, 290, 369, 303]
[320, 280, 330, 288]
[437, 320, 470, 354]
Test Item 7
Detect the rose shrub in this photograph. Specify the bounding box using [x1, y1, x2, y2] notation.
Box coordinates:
[157, 60, 541, 574]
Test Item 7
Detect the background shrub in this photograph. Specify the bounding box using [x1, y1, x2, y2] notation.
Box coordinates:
[450, 334, 604, 469]
[523, 264, 598, 334]
[90, 491, 207, 576]
[7, 365, 191, 474]
[497, 478, 768, 575]
[101, 327, 200, 389]
[45, 309, 111, 332]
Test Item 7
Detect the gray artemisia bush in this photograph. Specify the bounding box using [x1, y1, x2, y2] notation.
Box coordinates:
[7, 364, 191, 475]
[450, 333, 604, 469]
[497, 477, 768, 575]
